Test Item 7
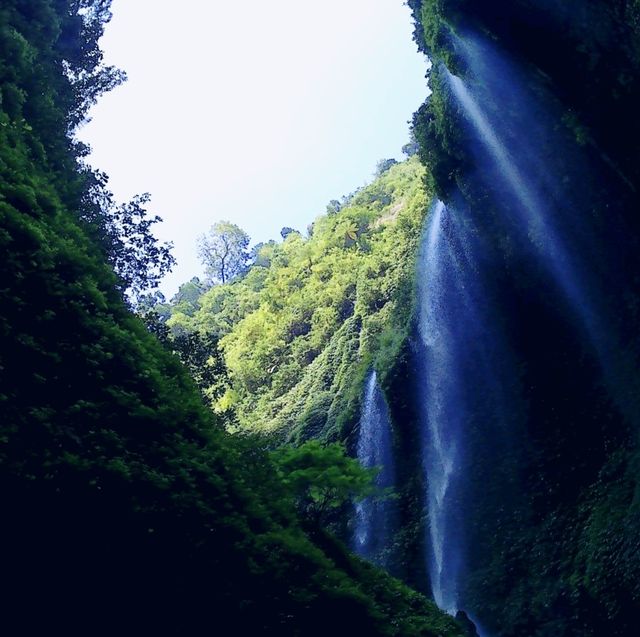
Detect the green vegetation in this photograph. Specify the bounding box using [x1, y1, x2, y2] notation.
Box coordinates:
[0, 2, 465, 635]
[163, 157, 431, 442]
[6, 1, 639, 635]
[272, 440, 379, 528]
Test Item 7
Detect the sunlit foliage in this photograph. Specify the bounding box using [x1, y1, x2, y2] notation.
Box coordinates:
[166, 158, 431, 439]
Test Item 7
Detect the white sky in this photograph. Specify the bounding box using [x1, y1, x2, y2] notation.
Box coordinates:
[79, 0, 428, 296]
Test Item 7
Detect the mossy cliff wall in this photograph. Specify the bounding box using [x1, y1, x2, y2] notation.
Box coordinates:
[396, 2, 640, 635]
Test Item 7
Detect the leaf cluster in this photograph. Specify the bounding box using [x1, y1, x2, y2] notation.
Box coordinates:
[272, 440, 379, 527]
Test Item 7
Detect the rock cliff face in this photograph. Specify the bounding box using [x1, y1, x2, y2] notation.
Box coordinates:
[390, 1, 640, 635]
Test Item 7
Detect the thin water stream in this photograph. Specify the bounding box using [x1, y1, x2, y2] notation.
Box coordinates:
[353, 370, 396, 566]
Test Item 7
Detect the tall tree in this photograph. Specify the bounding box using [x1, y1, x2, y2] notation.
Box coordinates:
[198, 221, 250, 285]
[375, 158, 398, 177]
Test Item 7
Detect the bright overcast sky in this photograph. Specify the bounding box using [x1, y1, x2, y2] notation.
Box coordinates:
[79, 0, 428, 295]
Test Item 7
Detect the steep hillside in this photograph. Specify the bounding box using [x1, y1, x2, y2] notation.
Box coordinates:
[167, 158, 430, 443]
[0, 2, 465, 635]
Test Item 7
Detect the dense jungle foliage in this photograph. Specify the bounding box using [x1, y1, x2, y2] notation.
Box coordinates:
[157, 158, 430, 443]
[0, 2, 468, 635]
[152, 160, 435, 589]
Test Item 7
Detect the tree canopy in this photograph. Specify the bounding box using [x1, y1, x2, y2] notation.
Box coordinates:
[198, 220, 250, 285]
[80, 171, 175, 304]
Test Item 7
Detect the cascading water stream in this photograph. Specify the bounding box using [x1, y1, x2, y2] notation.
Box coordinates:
[444, 69, 599, 338]
[353, 370, 396, 565]
[418, 201, 461, 614]
[441, 37, 640, 426]
[417, 200, 520, 636]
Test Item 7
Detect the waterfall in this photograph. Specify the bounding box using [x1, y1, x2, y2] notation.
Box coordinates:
[443, 33, 640, 428]
[353, 370, 396, 565]
[418, 201, 460, 614]
[417, 200, 519, 635]
[444, 68, 597, 338]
